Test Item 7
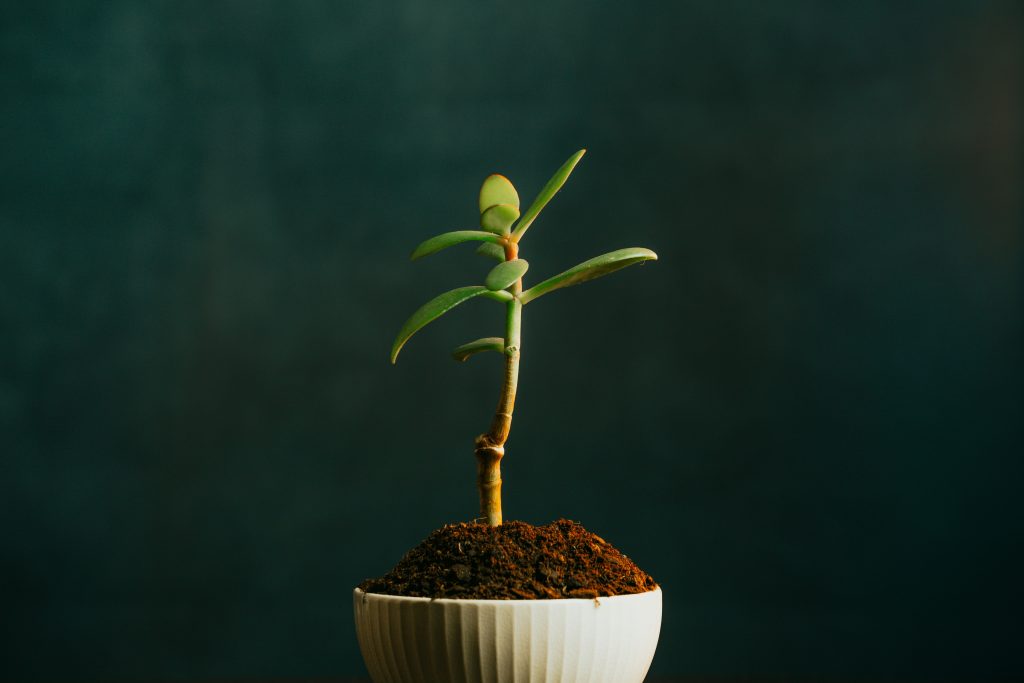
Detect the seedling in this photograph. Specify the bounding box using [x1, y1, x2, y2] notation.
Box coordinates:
[391, 150, 657, 526]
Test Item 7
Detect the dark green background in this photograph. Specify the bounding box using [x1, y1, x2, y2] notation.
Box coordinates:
[2, 1, 1021, 680]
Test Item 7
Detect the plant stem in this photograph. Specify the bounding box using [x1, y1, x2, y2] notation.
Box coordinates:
[474, 241, 522, 526]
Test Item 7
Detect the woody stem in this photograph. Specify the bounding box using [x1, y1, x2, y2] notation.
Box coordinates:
[475, 240, 522, 526]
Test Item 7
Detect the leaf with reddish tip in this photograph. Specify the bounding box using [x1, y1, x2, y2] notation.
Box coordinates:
[410, 230, 502, 260]
[485, 258, 529, 291]
[480, 203, 520, 235]
[391, 286, 492, 364]
[519, 247, 657, 304]
[479, 174, 520, 213]
[476, 243, 506, 261]
[511, 149, 586, 242]
[452, 337, 505, 362]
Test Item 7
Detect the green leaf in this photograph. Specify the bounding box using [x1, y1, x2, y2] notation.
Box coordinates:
[485, 258, 529, 291]
[511, 149, 586, 242]
[476, 243, 506, 262]
[480, 204, 520, 235]
[391, 286, 491, 364]
[519, 248, 657, 305]
[479, 174, 520, 213]
[411, 230, 502, 260]
[483, 289, 515, 302]
[452, 337, 505, 362]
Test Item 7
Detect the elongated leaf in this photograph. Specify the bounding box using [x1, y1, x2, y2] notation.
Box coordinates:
[480, 204, 519, 235]
[476, 243, 506, 261]
[511, 149, 586, 242]
[479, 174, 520, 213]
[519, 248, 657, 304]
[485, 258, 529, 291]
[411, 230, 501, 260]
[391, 286, 491, 363]
[452, 337, 505, 362]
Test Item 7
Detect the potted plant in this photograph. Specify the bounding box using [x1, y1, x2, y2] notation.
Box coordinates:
[355, 150, 661, 683]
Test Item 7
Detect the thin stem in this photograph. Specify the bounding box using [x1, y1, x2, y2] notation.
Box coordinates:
[474, 241, 523, 526]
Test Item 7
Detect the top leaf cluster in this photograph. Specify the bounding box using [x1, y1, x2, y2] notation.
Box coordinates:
[391, 150, 657, 364]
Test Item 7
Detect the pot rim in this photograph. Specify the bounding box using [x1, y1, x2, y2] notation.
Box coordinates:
[354, 585, 661, 606]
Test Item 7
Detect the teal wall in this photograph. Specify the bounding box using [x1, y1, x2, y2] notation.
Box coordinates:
[2, 1, 1022, 680]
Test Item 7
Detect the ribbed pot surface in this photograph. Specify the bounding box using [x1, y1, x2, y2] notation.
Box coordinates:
[353, 587, 662, 683]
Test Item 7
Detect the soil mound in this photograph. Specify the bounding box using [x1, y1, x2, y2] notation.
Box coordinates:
[358, 519, 657, 600]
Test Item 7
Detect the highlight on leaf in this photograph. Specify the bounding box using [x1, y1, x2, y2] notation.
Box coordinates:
[479, 174, 520, 213]
[480, 204, 520, 235]
[452, 337, 505, 362]
[511, 149, 586, 242]
[485, 259, 529, 291]
[391, 286, 492, 364]
[411, 230, 503, 261]
[519, 247, 657, 305]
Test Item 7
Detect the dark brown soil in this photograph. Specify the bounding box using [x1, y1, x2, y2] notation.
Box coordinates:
[358, 519, 657, 600]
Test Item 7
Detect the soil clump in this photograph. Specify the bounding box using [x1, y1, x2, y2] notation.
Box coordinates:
[358, 519, 657, 600]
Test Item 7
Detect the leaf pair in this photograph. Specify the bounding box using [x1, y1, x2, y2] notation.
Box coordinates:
[390, 248, 657, 364]
[409, 149, 588, 263]
[477, 149, 586, 243]
[390, 286, 512, 364]
[391, 151, 659, 365]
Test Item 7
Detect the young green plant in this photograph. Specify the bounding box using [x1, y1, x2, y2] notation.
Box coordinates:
[391, 150, 657, 526]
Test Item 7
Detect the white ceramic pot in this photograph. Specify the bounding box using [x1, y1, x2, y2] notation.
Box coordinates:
[353, 586, 661, 683]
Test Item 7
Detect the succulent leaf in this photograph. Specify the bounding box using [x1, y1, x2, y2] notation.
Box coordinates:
[452, 337, 505, 362]
[476, 243, 507, 262]
[391, 286, 492, 364]
[480, 204, 520, 235]
[479, 174, 520, 213]
[519, 247, 657, 304]
[485, 258, 529, 291]
[411, 230, 503, 260]
[511, 149, 586, 242]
